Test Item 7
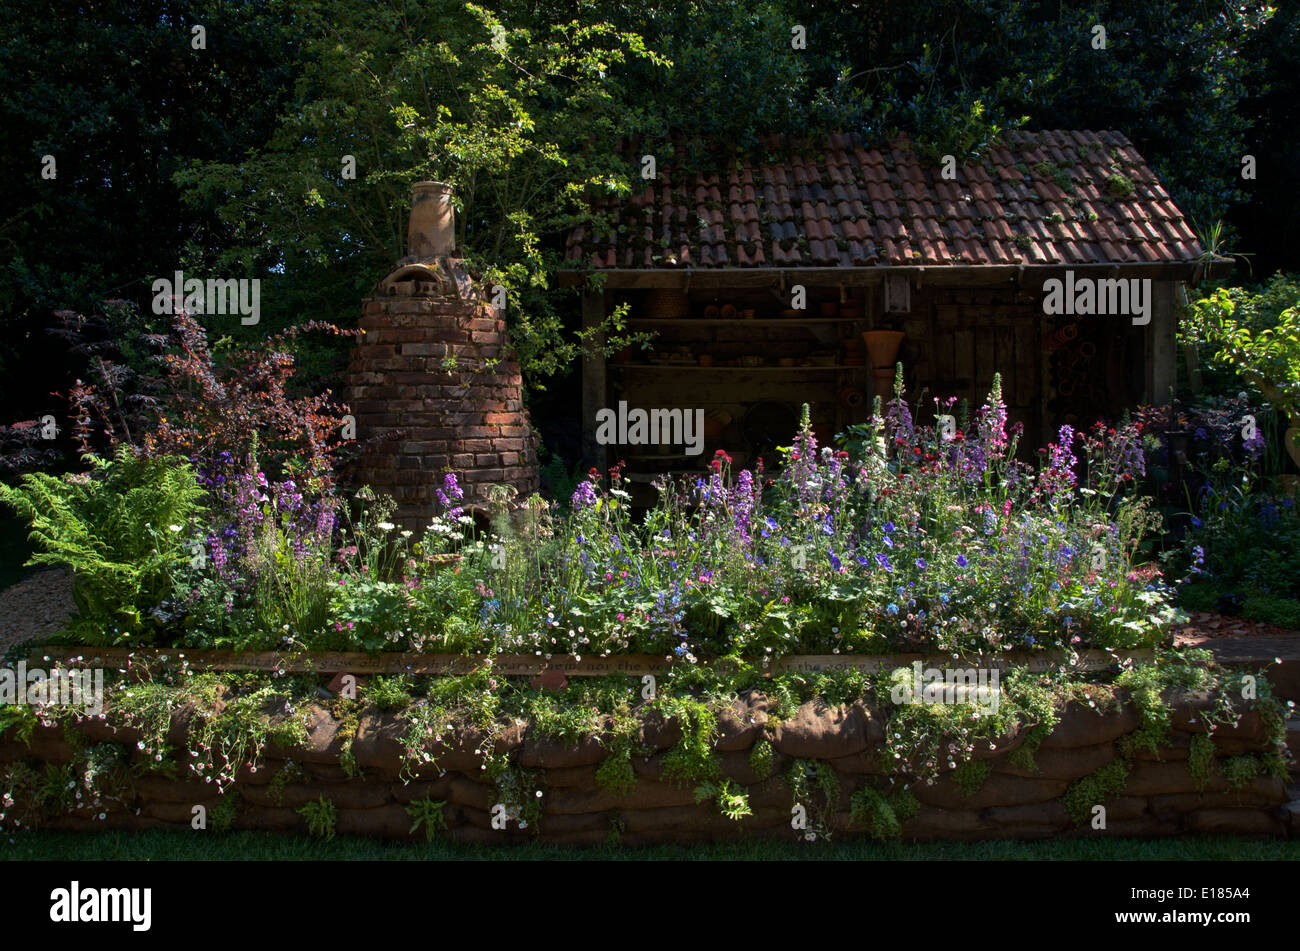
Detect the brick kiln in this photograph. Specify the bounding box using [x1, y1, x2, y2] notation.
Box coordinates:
[344, 181, 539, 530]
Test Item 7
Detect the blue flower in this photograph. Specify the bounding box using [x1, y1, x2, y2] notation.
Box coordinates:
[884, 521, 895, 533]
[956, 554, 968, 568]
[915, 558, 927, 570]
[887, 603, 899, 615]
[882, 535, 893, 548]
[876, 553, 893, 572]
[1190, 516, 1203, 529]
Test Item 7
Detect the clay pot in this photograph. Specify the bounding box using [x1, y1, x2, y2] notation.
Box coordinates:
[861, 330, 904, 369]
[871, 368, 894, 400]
[407, 181, 456, 258]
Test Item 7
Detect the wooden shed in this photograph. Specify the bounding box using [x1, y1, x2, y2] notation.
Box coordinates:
[558, 130, 1231, 497]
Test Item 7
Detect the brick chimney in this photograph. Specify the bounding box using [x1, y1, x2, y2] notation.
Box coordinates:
[343, 183, 540, 530]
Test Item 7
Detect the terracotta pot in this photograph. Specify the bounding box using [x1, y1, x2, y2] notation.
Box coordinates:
[871, 367, 894, 400]
[407, 181, 456, 258]
[862, 330, 904, 369]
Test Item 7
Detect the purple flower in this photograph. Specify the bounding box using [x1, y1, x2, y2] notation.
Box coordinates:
[571, 480, 599, 508]
[956, 554, 968, 568]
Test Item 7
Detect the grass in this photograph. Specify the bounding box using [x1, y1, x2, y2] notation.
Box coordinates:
[5, 829, 1299, 861]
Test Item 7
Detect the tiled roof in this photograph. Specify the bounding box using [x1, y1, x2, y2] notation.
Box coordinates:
[564, 130, 1204, 270]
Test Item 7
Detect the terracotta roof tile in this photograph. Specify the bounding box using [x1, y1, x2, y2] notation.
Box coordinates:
[567, 131, 1203, 270]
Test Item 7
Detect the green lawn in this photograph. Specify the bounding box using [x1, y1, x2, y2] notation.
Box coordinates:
[5, 829, 1298, 861]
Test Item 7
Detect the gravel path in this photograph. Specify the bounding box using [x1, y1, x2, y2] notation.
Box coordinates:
[0, 568, 75, 657]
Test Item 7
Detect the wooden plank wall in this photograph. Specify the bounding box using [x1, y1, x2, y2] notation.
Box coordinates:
[904, 286, 1044, 450]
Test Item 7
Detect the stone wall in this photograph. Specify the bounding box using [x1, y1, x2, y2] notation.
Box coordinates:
[4, 692, 1294, 845]
[344, 263, 539, 531]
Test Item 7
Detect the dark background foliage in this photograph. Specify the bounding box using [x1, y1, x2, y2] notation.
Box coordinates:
[2, 0, 1296, 460]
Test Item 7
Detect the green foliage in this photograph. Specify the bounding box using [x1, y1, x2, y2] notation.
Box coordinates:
[297, 795, 337, 839]
[594, 749, 637, 796]
[849, 785, 918, 841]
[493, 765, 543, 832]
[0, 703, 37, 746]
[748, 739, 775, 782]
[368, 675, 413, 712]
[405, 797, 448, 842]
[787, 758, 841, 841]
[35, 763, 76, 813]
[177, 0, 662, 383]
[1061, 760, 1130, 826]
[950, 761, 991, 797]
[656, 694, 720, 786]
[1220, 755, 1260, 789]
[694, 779, 752, 821]
[0, 448, 206, 644]
[1188, 733, 1215, 791]
[1189, 276, 1300, 421]
[210, 791, 240, 834]
[112, 670, 315, 789]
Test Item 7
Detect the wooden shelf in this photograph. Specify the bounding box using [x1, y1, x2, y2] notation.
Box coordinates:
[628, 317, 864, 326]
[612, 364, 863, 372]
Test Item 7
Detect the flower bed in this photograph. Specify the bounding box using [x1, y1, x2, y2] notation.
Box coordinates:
[0, 374, 1178, 662]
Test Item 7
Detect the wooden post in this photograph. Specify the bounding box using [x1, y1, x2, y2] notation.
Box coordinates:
[581, 290, 607, 469]
[1146, 280, 1179, 404]
[1178, 284, 1204, 392]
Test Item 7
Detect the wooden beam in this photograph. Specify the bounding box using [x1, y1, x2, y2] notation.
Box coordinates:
[1147, 280, 1180, 404]
[581, 290, 607, 469]
[554, 262, 1230, 290]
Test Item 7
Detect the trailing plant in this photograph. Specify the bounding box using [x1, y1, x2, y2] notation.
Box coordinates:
[748, 738, 775, 782]
[1061, 760, 1130, 825]
[1188, 733, 1216, 790]
[493, 764, 543, 832]
[787, 758, 840, 841]
[951, 760, 991, 797]
[210, 790, 240, 833]
[1220, 755, 1261, 789]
